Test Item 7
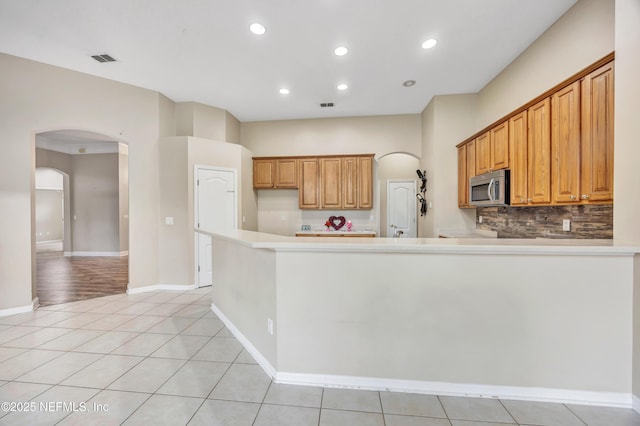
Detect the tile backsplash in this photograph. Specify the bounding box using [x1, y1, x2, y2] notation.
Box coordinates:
[476, 204, 613, 239]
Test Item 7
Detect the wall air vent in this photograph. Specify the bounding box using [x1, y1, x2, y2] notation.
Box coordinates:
[91, 54, 117, 63]
[320, 102, 334, 108]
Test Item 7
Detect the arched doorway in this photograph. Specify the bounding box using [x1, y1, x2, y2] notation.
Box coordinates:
[35, 130, 129, 305]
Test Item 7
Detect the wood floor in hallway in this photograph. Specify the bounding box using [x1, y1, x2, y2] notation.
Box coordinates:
[36, 252, 128, 306]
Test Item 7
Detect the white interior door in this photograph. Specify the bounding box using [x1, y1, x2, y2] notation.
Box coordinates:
[387, 180, 417, 238]
[197, 232, 213, 287]
[195, 167, 237, 287]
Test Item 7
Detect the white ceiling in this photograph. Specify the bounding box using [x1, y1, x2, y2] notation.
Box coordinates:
[0, 0, 576, 122]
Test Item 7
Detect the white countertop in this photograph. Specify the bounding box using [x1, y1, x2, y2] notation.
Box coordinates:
[200, 229, 640, 256]
[295, 230, 376, 236]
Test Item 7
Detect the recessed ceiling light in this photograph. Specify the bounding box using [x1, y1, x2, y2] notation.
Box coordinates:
[279, 88, 290, 95]
[249, 23, 266, 35]
[337, 84, 348, 91]
[403, 80, 416, 87]
[421, 38, 437, 49]
[334, 46, 348, 56]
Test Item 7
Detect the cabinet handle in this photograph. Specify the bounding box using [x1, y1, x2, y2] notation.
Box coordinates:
[520, 198, 524, 203]
[581, 194, 589, 200]
[570, 195, 577, 200]
[527, 198, 532, 203]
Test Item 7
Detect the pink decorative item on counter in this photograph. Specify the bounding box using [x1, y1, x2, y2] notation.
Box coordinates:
[346, 221, 352, 231]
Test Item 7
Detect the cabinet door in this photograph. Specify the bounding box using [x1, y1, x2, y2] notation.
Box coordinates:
[475, 131, 491, 175]
[275, 159, 298, 188]
[490, 121, 509, 170]
[509, 110, 528, 205]
[320, 157, 342, 209]
[298, 158, 319, 209]
[253, 159, 275, 188]
[358, 156, 373, 209]
[552, 81, 581, 203]
[342, 157, 358, 209]
[581, 61, 614, 203]
[527, 98, 551, 204]
[457, 145, 468, 208]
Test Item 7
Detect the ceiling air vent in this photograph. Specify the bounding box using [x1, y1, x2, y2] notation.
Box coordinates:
[91, 54, 117, 63]
[320, 102, 334, 108]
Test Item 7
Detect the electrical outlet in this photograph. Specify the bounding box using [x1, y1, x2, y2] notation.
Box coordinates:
[563, 219, 571, 231]
[267, 318, 274, 335]
[478, 216, 483, 224]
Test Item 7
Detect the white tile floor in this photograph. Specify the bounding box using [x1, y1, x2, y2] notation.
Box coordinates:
[0, 288, 639, 425]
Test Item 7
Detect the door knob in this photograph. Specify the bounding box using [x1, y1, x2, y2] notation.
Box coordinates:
[581, 194, 589, 200]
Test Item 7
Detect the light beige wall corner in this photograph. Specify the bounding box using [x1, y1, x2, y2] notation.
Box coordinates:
[159, 93, 176, 137]
[175, 102, 195, 137]
[477, 0, 614, 131]
[0, 52, 162, 309]
[158, 137, 190, 285]
[241, 147, 258, 231]
[421, 95, 478, 237]
[240, 114, 421, 158]
[226, 111, 241, 144]
[613, 0, 640, 243]
[119, 150, 129, 253]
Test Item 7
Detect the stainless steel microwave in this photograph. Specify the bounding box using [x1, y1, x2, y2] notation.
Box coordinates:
[469, 170, 510, 206]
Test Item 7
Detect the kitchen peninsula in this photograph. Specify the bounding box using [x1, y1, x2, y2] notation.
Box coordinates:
[207, 229, 640, 408]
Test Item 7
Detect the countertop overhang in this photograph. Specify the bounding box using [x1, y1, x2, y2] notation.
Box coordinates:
[201, 229, 640, 256]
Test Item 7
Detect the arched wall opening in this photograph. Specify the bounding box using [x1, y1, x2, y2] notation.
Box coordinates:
[34, 129, 129, 305]
[377, 152, 421, 237]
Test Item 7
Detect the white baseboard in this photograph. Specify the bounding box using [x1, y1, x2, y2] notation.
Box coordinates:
[0, 302, 34, 317]
[36, 239, 63, 245]
[210, 302, 277, 380]
[127, 284, 197, 294]
[65, 251, 128, 257]
[274, 372, 630, 408]
[32, 297, 40, 311]
[633, 394, 640, 414]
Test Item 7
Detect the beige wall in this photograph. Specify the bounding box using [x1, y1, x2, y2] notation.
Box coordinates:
[476, 0, 615, 131]
[613, 0, 640, 404]
[0, 52, 163, 310]
[176, 102, 242, 143]
[71, 153, 120, 252]
[420, 95, 478, 237]
[241, 114, 421, 158]
[158, 136, 257, 285]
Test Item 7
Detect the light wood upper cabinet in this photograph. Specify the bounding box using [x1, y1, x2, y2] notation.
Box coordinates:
[320, 157, 342, 209]
[275, 158, 298, 188]
[298, 158, 319, 209]
[252, 158, 298, 188]
[474, 124, 508, 176]
[253, 154, 374, 210]
[357, 156, 373, 209]
[509, 110, 528, 205]
[552, 81, 581, 203]
[581, 61, 614, 203]
[490, 121, 509, 171]
[527, 97, 552, 204]
[457, 57, 614, 209]
[253, 159, 276, 188]
[342, 157, 358, 209]
[475, 131, 491, 175]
